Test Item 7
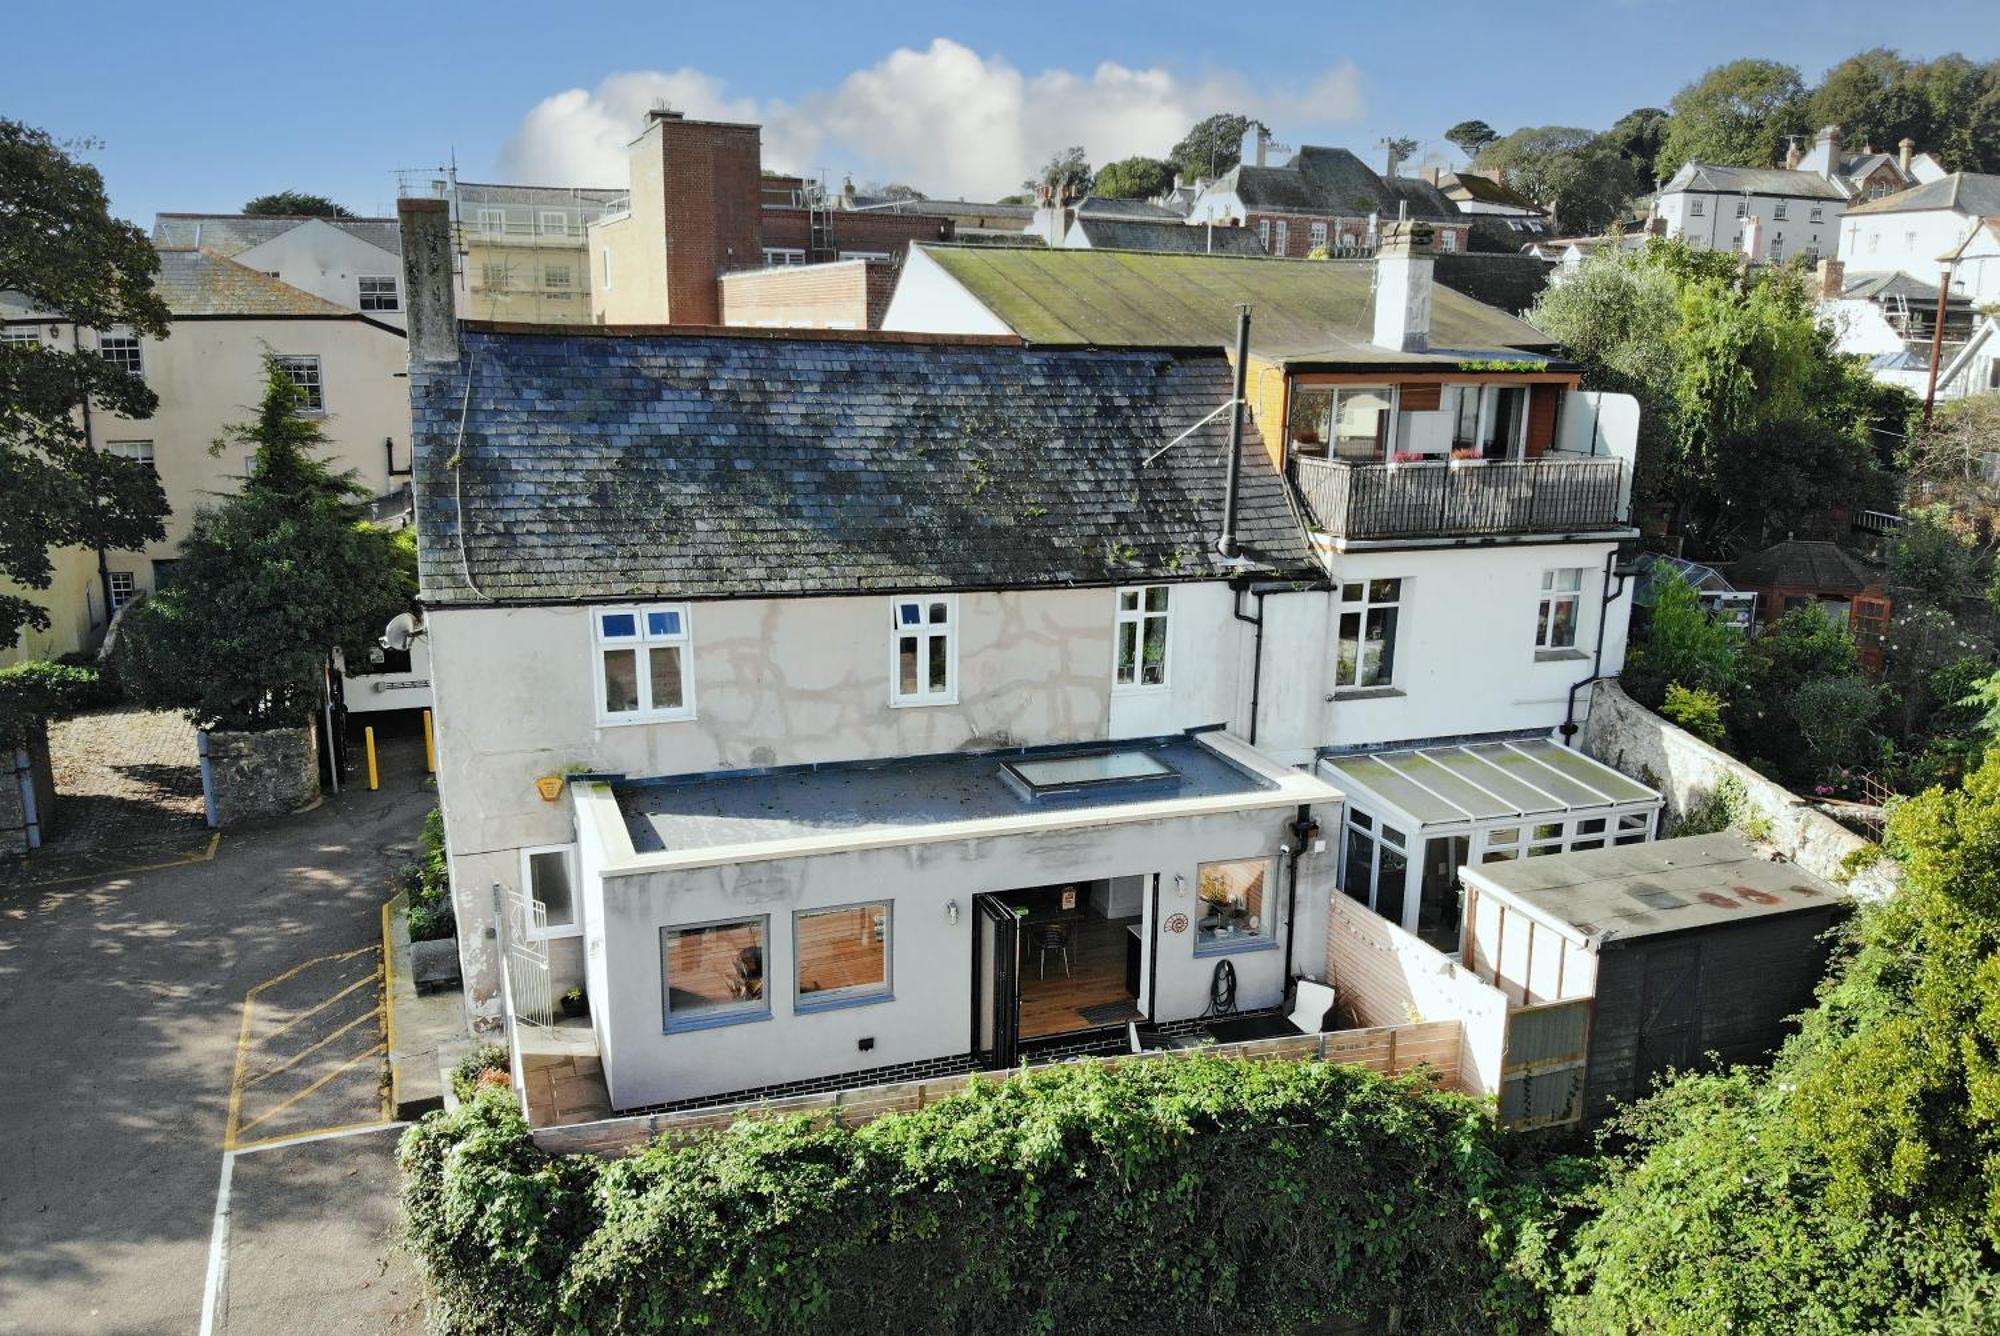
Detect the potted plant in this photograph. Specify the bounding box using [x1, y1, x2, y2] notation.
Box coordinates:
[560, 985, 589, 1019]
[1449, 447, 1483, 467]
[1387, 450, 1430, 472]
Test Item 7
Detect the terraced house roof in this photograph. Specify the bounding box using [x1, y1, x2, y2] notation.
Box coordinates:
[1070, 218, 1268, 255]
[916, 245, 1560, 364]
[1662, 163, 1846, 201]
[1217, 147, 1459, 221]
[1842, 172, 2000, 217]
[150, 249, 358, 317]
[408, 329, 1315, 606]
[151, 213, 402, 257]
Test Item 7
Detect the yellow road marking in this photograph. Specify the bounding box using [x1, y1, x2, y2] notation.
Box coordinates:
[242, 1008, 380, 1088]
[233, 1042, 388, 1141]
[380, 898, 399, 1122]
[13, 832, 222, 890]
[230, 1119, 401, 1155]
[256, 968, 381, 1047]
[224, 944, 386, 1150]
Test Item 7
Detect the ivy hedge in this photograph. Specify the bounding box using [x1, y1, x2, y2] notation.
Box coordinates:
[0, 660, 116, 745]
[400, 1057, 1539, 1335]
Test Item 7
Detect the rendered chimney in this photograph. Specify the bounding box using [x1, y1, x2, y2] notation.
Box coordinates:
[397, 197, 456, 364]
[1784, 137, 1802, 170]
[1372, 221, 1435, 353]
[1817, 257, 1846, 300]
[1899, 137, 1915, 176]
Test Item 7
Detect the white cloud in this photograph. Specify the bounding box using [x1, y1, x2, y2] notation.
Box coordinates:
[498, 39, 1365, 198]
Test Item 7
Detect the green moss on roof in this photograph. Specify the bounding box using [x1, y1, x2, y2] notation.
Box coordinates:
[919, 245, 1558, 364]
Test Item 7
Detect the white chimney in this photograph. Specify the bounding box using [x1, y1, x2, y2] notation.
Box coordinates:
[1373, 221, 1435, 353]
[1741, 213, 1764, 262]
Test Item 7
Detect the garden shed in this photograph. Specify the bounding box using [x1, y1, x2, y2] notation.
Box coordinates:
[1461, 831, 1846, 1125]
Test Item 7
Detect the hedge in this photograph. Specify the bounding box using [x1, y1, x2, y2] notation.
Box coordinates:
[401, 1057, 1538, 1335]
[0, 660, 117, 744]
[403, 807, 455, 942]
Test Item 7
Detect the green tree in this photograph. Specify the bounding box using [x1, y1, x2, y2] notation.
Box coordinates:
[115, 357, 410, 730]
[1555, 752, 2000, 1329]
[1603, 106, 1671, 182]
[1091, 155, 1174, 199]
[1811, 50, 2000, 174]
[1659, 58, 1810, 170]
[1890, 507, 1977, 607]
[1443, 119, 1498, 160]
[241, 191, 354, 218]
[1478, 126, 1641, 234]
[873, 182, 925, 202]
[0, 118, 170, 648]
[1629, 568, 1741, 705]
[1169, 112, 1263, 182]
[1023, 146, 1091, 202]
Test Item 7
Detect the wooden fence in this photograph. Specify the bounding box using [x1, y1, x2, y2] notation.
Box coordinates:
[532, 1018, 1465, 1158]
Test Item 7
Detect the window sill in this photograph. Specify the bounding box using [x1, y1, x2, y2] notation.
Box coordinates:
[596, 710, 697, 728]
[1329, 687, 1405, 702]
[795, 991, 895, 1016]
[889, 696, 959, 709]
[1111, 683, 1170, 697]
[1194, 938, 1281, 959]
[664, 1008, 770, 1036]
[1534, 649, 1590, 663]
[529, 924, 582, 942]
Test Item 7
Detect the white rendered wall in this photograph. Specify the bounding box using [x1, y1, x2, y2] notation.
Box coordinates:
[1658, 190, 1839, 260]
[1839, 210, 1981, 289]
[230, 220, 406, 328]
[878, 247, 1015, 335]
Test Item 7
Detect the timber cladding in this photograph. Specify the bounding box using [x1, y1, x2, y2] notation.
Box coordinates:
[531, 1020, 1466, 1157]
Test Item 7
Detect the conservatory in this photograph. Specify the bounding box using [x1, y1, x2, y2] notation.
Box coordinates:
[1318, 737, 1663, 954]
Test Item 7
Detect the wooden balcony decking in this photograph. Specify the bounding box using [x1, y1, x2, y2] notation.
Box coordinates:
[1292, 455, 1627, 541]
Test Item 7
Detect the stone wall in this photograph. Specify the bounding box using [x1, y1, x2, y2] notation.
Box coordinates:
[1580, 679, 1900, 899]
[2, 724, 56, 852]
[202, 725, 320, 827]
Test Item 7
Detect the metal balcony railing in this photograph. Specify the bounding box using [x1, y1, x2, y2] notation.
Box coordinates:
[1291, 455, 1627, 540]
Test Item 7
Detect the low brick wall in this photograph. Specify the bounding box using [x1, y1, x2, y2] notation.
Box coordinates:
[202, 725, 320, 827]
[2, 724, 57, 852]
[1580, 680, 1900, 898]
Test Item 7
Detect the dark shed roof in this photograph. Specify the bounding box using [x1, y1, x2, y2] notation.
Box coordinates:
[409, 329, 1316, 606]
[1725, 540, 1882, 594]
[1432, 252, 1557, 316]
[1071, 218, 1268, 255]
[1219, 147, 1462, 221]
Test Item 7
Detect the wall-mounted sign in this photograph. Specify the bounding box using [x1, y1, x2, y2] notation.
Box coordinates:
[1164, 912, 1189, 935]
[535, 774, 565, 802]
[1061, 887, 1078, 911]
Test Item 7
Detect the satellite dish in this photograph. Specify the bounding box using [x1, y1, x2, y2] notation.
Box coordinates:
[380, 611, 424, 651]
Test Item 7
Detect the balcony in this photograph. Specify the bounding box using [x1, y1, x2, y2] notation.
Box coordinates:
[1291, 454, 1628, 542]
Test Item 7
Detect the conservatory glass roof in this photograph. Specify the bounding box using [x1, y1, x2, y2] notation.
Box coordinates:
[1320, 738, 1660, 827]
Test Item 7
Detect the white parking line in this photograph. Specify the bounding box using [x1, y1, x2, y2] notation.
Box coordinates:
[198, 1123, 407, 1334]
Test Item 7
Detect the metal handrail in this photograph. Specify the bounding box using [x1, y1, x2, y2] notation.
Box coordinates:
[1292, 455, 1626, 539]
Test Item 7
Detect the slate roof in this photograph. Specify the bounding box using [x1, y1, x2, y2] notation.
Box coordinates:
[1073, 195, 1184, 221]
[1432, 252, 1557, 317]
[150, 249, 358, 317]
[1070, 218, 1268, 255]
[1840, 270, 1948, 303]
[915, 245, 1560, 364]
[1661, 163, 1846, 201]
[151, 213, 402, 257]
[1725, 539, 1882, 594]
[1437, 172, 1542, 212]
[1843, 172, 2000, 217]
[409, 330, 1316, 606]
[1215, 147, 1462, 221]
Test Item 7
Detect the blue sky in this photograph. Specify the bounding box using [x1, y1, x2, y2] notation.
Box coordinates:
[10, 0, 1995, 224]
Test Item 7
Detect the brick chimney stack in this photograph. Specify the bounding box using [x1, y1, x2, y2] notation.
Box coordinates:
[624, 112, 762, 324]
[1817, 257, 1846, 300]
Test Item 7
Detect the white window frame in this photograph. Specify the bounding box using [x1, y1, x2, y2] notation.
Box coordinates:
[1689, 198, 1705, 217]
[543, 263, 573, 290]
[480, 261, 512, 292]
[763, 247, 806, 267]
[888, 593, 957, 707]
[601, 247, 613, 289]
[357, 275, 400, 311]
[1438, 228, 1458, 252]
[836, 250, 892, 262]
[1274, 220, 1289, 253]
[107, 571, 137, 610]
[1309, 221, 1328, 249]
[1113, 584, 1171, 692]
[273, 354, 325, 414]
[1773, 201, 1788, 220]
[1, 326, 40, 346]
[1536, 568, 1584, 651]
[1809, 205, 1823, 223]
[592, 603, 696, 725]
[99, 332, 144, 379]
[106, 439, 155, 470]
[1334, 578, 1403, 691]
[793, 901, 893, 1011]
[521, 844, 580, 939]
[476, 207, 505, 236]
[538, 210, 570, 238]
[1256, 219, 1271, 249]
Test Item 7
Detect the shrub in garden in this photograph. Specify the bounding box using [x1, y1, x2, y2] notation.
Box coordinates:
[402, 1057, 1532, 1335]
[1659, 682, 1727, 746]
[0, 660, 115, 743]
[403, 807, 456, 942]
[449, 1043, 510, 1104]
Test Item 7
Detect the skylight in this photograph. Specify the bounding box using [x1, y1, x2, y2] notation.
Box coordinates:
[1001, 750, 1178, 800]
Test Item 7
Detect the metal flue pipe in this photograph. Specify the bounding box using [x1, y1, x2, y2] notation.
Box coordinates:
[1218, 303, 1250, 558]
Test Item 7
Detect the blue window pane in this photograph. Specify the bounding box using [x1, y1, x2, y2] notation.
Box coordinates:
[898, 603, 920, 626]
[600, 612, 637, 638]
[647, 609, 681, 637]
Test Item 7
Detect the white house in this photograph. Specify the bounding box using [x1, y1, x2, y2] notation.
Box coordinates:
[1653, 163, 1844, 263]
[1838, 174, 2000, 307]
[396, 193, 1660, 1118]
[1, 246, 411, 646]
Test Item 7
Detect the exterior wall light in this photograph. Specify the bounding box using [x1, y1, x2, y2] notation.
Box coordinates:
[946, 900, 960, 925]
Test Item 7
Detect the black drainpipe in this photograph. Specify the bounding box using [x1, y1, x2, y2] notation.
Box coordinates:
[1560, 546, 1632, 747]
[1231, 583, 1268, 745]
[1217, 303, 1251, 558]
[72, 324, 113, 626]
[1282, 805, 1320, 981]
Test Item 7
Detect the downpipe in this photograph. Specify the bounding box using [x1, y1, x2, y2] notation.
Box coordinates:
[1560, 546, 1632, 748]
[1281, 805, 1321, 982]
